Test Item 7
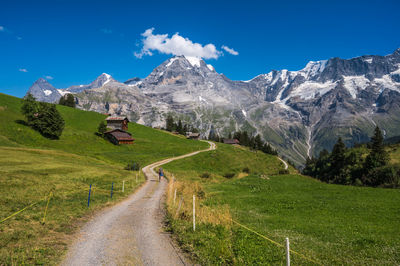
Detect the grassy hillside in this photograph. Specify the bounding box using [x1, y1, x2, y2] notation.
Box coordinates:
[163, 143, 400, 265]
[0, 93, 208, 264]
[0, 93, 208, 166]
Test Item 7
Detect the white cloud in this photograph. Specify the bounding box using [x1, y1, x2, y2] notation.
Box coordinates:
[0, 26, 4, 31]
[222, 45, 239, 56]
[101, 28, 112, 34]
[135, 28, 222, 59]
[45, 75, 54, 80]
[19, 68, 28, 73]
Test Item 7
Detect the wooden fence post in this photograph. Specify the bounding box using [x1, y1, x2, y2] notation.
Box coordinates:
[193, 195, 196, 231]
[286, 237, 290, 266]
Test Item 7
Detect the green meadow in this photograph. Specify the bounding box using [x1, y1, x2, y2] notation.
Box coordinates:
[163, 143, 400, 265]
[0, 93, 207, 264]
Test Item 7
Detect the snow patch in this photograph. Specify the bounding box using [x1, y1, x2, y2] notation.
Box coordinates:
[299, 60, 327, 78]
[364, 58, 373, 64]
[57, 89, 69, 96]
[242, 109, 247, 117]
[43, 90, 53, 96]
[288, 80, 337, 100]
[166, 57, 179, 68]
[374, 74, 400, 93]
[207, 64, 214, 71]
[102, 73, 112, 85]
[343, 75, 370, 98]
[185, 56, 201, 67]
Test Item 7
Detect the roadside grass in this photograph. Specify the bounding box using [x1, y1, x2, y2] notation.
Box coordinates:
[163, 144, 400, 265]
[0, 146, 146, 265]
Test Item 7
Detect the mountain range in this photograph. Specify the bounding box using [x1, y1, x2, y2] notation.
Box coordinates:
[26, 49, 400, 166]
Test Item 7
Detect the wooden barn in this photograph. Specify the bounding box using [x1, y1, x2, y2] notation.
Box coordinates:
[104, 129, 134, 145]
[106, 117, 129, 131]
[186, 132, 200, 140]
[223, 139, 240, 145]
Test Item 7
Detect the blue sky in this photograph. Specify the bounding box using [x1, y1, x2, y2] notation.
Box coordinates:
[1, 0, 399, 97]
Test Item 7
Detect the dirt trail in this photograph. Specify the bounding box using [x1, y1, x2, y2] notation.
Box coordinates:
[62, 141, 215, 266]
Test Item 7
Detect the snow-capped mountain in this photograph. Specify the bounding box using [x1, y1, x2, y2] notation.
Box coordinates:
[27, 78, 62, 103]
[26, 49, 400, 166]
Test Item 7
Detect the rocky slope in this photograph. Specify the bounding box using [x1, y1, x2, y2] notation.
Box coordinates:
[26, 49, 400, 166]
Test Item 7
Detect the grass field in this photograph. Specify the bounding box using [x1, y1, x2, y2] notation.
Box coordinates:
[163, 143, 400, 265]
[0, 93, 208, 264]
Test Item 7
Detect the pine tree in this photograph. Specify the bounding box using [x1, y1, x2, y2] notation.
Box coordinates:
[177, 120, 184, 134]
[166, 115, 174, 131]
[330, 137, 347, 183]
[254, 134, 263, 150]
[228, 132, 232, 139]
[364, 126, 389, 170]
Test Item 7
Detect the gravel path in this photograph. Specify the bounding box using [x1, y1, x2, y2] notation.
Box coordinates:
[62, 141, 215, 266]
[278, 157, 288, 170]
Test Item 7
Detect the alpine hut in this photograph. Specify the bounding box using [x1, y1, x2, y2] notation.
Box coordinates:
[104, 129, 134, 145]
[106, 116, 129, 131]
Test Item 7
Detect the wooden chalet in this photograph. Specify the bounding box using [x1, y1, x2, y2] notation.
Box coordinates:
[223, 139, 240, 145]
[104, 129, 134, 145]
[187, 133, 200, 140]
[106, 116, 129, 131]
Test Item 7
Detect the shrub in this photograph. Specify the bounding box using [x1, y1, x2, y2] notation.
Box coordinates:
[125, 161, 140, 171]
[200, 172, 210, 178]
[223, 173, 235, 179]
[365, 165, 400, 187]
[242, 167, 250, 173]
[279, 169, 289, 175]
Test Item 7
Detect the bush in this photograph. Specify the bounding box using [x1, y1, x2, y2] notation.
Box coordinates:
[200, 172, 210, 178]
[279, 169, 289, 175]
[223, 173, 235, 179]
[365, 165, 400, 187]
[242, 167, 250, 173]
[125, 161, 140, 171]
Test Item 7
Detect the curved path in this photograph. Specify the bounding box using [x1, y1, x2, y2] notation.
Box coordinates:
[278, 157, 288, 170]
[62, 141, 215, 266]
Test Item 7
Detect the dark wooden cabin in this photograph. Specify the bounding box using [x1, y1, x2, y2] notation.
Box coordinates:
[223, 139, 240, 145]
[106, 117, 129, 131]
[186, 133, 200, 140]
[104, 129, 134, 145]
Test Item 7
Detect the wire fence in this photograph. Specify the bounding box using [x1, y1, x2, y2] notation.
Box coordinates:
[0, 176, 143, 226]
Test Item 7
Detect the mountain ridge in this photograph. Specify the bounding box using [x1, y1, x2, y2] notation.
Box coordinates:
[26, 48, 400, 166]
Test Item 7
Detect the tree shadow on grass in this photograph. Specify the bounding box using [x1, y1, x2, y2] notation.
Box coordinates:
[15, 119, 28, 126]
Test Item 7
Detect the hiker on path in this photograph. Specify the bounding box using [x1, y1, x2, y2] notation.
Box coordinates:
[158, 167, 164, 182]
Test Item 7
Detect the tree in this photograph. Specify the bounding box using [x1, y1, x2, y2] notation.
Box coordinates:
[364, 126, 388, 171]
[31, 103, 65, 139]
[65, 94, 76, 107]
[254, 134, 263, 150]
[166, 115, 175, 132]
[21, 93, 39, 125]
[329, 137, 347, 183]
[177, 120, 184, 135]
[97, 121, 107, 137]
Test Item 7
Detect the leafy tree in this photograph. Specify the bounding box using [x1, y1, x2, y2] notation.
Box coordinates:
[65, 94, 76, 107]
[97, 121, 107, 137]
[32, 103, 65, 139]
[21, 93, 39, 125]
[21, 94, 64, 139]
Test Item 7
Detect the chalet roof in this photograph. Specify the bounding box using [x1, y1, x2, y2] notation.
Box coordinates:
[223, 139, 239, 144]
[105, 129, 134, 141]
[188, 133, 200, 137]
[106, 116, 129, 122]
